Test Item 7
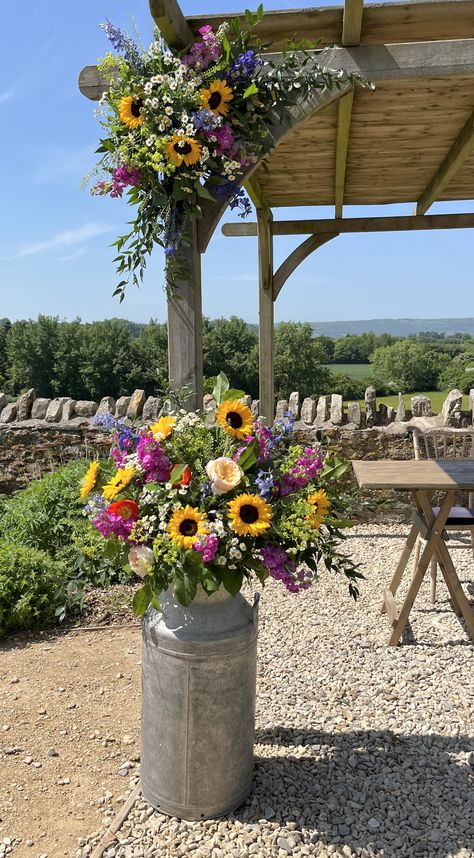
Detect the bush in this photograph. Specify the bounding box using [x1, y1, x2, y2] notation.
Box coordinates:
[0, 540, 66, 636]
[326, 373, 368, 401]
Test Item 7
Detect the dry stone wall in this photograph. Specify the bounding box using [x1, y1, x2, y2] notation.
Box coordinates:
[0, 386, 473, 502]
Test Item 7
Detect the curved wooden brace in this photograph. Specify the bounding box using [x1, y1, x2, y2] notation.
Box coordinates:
[197, 84, 352, 253]
[272, 233, 339, 300]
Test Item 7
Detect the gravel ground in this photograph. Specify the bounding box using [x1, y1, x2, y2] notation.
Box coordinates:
[74, 523, 474, 858]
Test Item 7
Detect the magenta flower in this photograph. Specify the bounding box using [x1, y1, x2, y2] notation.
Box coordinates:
[195, 534, 219, 563]
[279, 447, 324, 496]
[93, 510, 135, 541]
[261, 545, 314, 593]
[136, 433, 171, 482]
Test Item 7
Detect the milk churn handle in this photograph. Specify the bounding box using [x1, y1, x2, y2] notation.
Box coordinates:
[252, 592, 260, 625]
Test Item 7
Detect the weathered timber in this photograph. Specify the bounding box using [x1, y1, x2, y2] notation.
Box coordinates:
[335, 91, 355, 217]
[222, 213, 474, 237]
[272, 234, 339, 299]
[149, 0, 193, 49]
[78, 65, 111, 101]
[257, 208, 274, 426]
[416, 106, 474, 214]
[342, 0, 364, 46]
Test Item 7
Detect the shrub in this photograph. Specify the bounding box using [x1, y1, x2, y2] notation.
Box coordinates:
[0, 540, 66, 636]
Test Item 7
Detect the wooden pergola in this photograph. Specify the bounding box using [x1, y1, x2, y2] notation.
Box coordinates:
[79, 0, 474, 420]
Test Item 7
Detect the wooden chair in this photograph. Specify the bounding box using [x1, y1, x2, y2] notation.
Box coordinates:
[410, 427, 474, 602]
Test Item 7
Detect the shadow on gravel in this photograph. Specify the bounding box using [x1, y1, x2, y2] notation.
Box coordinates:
[248, 727, 474, 858]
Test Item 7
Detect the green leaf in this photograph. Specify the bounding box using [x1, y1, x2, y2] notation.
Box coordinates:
[221, 567, 244, 597]
[151, 594, 162, 611]
[322, 457, 349, 479]
[223, 388, 246, 401]
[257, 3, 264, 20]
[169, 464, 187, 484]
[173, 568, 198, 607]
[132, 583, 152, 617]
[237, 439, 259, 472]
[201, 569, 220, 594]
[195, 182, 216, 201]
[243, 82, 259, 99]
[212, 371, 230, 404]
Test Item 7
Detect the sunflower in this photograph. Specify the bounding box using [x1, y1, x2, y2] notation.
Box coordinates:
[228, 493, 272, 537]
[200, 79, 233, 116]
[118, 95, 145, 129]
[216, 400, 253, 440]
[166, 134, 202, 167]
[102, 467, 136, 501]
[107, 499, 140, 521]
[80, 460, 100, 500]
[168, 505, 207, 549]
[306, 489, 330, 528]
[150, 415, 176, 439]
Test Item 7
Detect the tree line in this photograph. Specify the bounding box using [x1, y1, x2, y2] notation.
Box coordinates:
[0, 316, 473, 403]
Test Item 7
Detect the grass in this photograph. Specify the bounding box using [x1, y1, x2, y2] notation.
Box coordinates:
[324, 363, 372, 380]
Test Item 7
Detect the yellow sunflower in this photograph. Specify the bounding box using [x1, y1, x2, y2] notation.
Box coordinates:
[306, 489, 330, 528]
[102, 467, 136, 501]
[168, 505, 207, 549]
[166, 134, 202, 167]
[228, 493, 272, 537]
[151, 415, 176, 440]
[216, 400, 253, 440]
[80, 460, 100, 500]
[200, 79, 233, 117]
[118, 95, 145, 129]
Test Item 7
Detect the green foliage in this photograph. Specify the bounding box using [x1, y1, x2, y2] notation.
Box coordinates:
[203, 317, 259, 398]
[274, 322, 332, 399]
[370, 340, 450, 393]
[0, 540, 66, 637]
[327, 372, 368, 401]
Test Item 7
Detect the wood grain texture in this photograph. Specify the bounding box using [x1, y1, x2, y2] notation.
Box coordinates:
[352, 459, 474, 490]
[148, 0, 193, 49]
[335, 91, 355, 216]
[222, 213, 474, 236]
[342, 0, 364, 46]
[257, 208, 274, 426]
[416, 106, 474, 213]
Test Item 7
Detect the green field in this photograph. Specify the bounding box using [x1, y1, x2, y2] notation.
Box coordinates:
[324, 363, 372, 380]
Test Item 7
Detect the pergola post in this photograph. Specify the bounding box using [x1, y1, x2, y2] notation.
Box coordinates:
[257, 207, 274, 425]
[166, 216, 203, 411]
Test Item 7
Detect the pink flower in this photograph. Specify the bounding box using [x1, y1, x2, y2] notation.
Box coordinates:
[195, 534, 219, 563]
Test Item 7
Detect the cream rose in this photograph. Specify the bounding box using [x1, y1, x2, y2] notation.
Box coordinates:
[128, 545, 155, 579]
[206, 457, 242, 495]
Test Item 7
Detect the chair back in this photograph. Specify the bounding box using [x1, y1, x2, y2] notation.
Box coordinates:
[411, 427, 474, 507]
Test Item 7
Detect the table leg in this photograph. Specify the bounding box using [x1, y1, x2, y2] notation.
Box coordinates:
[381, 524, 418, 614]
[388, 491, 455, 646]
[417, 493, 463, 618]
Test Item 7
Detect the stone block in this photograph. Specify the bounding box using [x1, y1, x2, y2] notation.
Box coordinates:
[315, 395, 329, 427]
[0, 403, 17, 423]
[300, 397, 316, 424]
[275, 400, 288, 420]
[203, 394, 216, 412]
[395, 394, 406, 422]
[441, 389, 463, 426]
[330, 394, 343, 425]
[288, 391, 300, 419]
[378, 403, 388, 425]
[365, 386, 377, 427]
[74, 400, 97, 418]
[469, 389, 474, 425]
[63, 400, 77, 421]
[347, 401, 361, 427]
[31, 398, 51, 420]
[411, 395, 432, 418]
[45, 397, 69, 423]
[386, 405, 395, 423]
[115, 396, 131, 418]
[0, 393, 7, 412]
[97, 396, 116, 416]
[142, 396, 162, 421]
[127, 389, 146, 419]
[16, 388, 36, 421]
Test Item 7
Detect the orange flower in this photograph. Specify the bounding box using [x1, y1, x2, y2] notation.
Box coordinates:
[107, 499, 140, 521]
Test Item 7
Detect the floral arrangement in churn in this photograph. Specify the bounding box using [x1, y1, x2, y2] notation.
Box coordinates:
[87, 7, 365, 298]
[80, 374, 361, 613]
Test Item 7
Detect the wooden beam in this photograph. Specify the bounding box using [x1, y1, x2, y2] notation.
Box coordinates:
[415, 107, 474, 215]
[78, 65, 111, 101]
[272, 234, 339, 300]
[244, 176, 269, 210]
[222, 213, 474, 237]
[167, 218, 203, 411]
[257, 208, 274, 426]
[148, 0, 193, 50]
[334, 91, 354, 218]
[342, 0, 364, 46]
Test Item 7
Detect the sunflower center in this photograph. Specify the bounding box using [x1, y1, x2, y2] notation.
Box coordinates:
[179, 518, 198, 537]
[239, 504, 259, 524]
[174, 141, 193, 155]
[209, 92, 222, 110]
[226, 411, 243, 429]
[131, 98, 143, 117]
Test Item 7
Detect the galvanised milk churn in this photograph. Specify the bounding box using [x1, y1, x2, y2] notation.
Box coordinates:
[140, 584, 259, 820]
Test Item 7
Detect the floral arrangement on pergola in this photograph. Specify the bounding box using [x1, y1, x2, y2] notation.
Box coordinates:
[87, 7, 363, 299]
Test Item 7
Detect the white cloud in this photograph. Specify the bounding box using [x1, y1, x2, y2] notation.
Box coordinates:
[0, 89, 15, 104]
[14, 222, 114, 259]
[59, 246, 87, 262]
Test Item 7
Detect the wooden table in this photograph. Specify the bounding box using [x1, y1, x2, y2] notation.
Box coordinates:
[352, 459, 474, 645]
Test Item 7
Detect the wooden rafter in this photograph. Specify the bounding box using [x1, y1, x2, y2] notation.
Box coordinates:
[334, 90, 355, 218]
[148, 0, 193, 50]
[272, 234, 339, 299]
[342, 0, 364, 46]
[244, 176, 270, 210]
[257, 208, 274, 425]
[415, 107, 474, 215]
[222, 213, 474, 237]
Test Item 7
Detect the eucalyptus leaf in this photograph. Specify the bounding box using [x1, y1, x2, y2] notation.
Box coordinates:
[212, 371, 230, 404]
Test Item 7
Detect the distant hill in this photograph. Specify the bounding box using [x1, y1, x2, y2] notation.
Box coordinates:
[310, 318, 474, 338]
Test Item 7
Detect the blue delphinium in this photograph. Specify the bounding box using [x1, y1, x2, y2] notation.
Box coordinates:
[255, 469, 274, 499]
[192, 109, 221, 133]
[228, 50, 263, 82]
[100, 20, 142, 69]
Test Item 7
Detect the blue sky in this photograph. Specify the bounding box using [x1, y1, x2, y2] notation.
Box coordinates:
[0, 0, 472, 326]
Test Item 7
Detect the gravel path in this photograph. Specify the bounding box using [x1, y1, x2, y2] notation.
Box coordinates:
[75, 524, 472, 858]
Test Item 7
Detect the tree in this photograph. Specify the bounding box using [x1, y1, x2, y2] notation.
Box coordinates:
[77, 320, 134, 400]
[370, 340, 450, 392]
[128, 320, 168, 395]
[0, 319, 11, 388]
[314, 335, 335, 363]
[438, 348, 474, 394]
[203, 316, 259, 396]
[274, 322, 332, 399]
[5, 316, 60, 396]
